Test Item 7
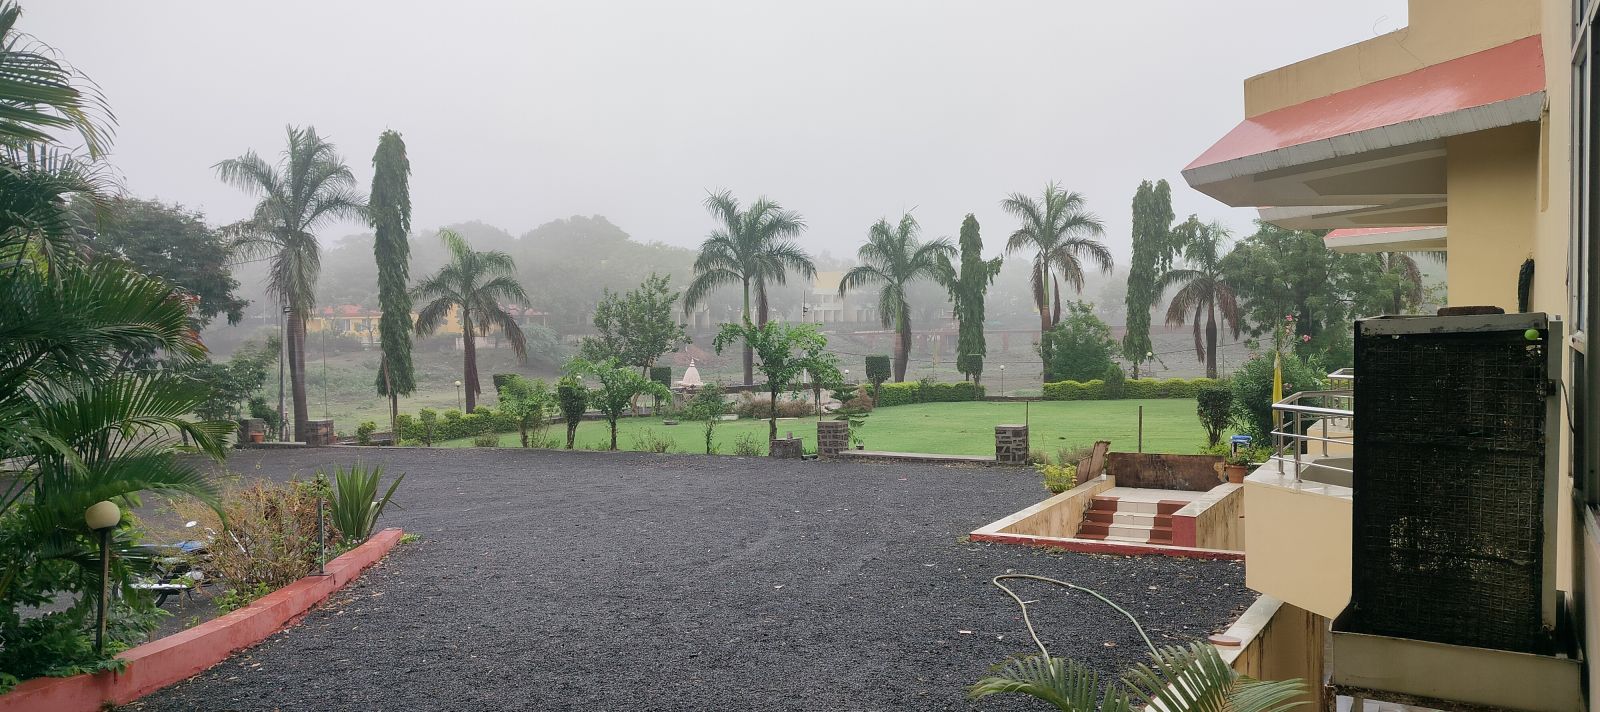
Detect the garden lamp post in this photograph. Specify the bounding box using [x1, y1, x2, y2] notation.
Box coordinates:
[454, 379, 462, 411]
[1146, 351, 1154, 377]
[85, 501, 121, 655]
[999, 364, 1005, 397]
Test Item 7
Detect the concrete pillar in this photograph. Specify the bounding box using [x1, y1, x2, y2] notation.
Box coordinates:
[817, 420, 849, 457]
[995, 424, 1029, 465]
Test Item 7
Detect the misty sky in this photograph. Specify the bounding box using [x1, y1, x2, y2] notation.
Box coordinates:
[34, 1, 1406, 261]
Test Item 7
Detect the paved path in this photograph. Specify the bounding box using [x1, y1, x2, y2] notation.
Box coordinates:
[130, 448, 1252, 711]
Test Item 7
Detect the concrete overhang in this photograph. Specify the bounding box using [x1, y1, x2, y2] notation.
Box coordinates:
[1184, 35, 1545, 229]
[1323, 226, 1447, 254]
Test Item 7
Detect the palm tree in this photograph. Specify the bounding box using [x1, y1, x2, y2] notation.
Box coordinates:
[1159, 218, 1242, 379]
[1001, 183, 1112, 380]
[0, 1, 112, 157]
[684, 190, 814, 385]
[838, 214, 954, 382]
[215, 126, 364, 441]
[413, 229, 530, 412]
[1376, 251, 1425, 315]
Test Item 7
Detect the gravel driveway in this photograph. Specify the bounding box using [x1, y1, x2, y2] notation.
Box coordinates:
[128, 447, 1252, 711]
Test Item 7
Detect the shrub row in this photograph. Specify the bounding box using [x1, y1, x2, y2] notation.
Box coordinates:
[1042, 377, 1220, 401]
[395, 407, 518, 443]
[875, 380, 986, 407]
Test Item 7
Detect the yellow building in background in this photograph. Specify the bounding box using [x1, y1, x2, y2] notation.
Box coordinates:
[306, 304, 546, 346]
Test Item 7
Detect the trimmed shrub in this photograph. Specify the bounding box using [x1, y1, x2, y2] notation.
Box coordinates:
[1102, 365, 1126, 399]
[875, 380, 985, 407]
[396, 407, 517, 442]
[1041, 379, 1106, 401]
[1196, 385, 1233, 447]
[355, 421, 376, 446]
[864, 355, 891, 397]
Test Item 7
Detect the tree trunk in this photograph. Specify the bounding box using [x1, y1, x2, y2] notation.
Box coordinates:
[769, 386, 778, 442]
[1131, 362, 1140, 379]
[609, 418, 618, 450]
[1037, 264, 1053, 383]
[288, 308, 310, 441]
[742, 279, 754, 386]
[1204, 302, 1219, 379]
[893, 305, 910, 382]
[566, 421, 577, 449]
[382, 359, 397, 443]
[462, 314, 478, 412]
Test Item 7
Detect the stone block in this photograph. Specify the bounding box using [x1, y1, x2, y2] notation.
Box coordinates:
[817, 420, 850, 457]
[769, 437, 804, 459]
[305, 419, 336, 446]
[995, 424, 1029, 465]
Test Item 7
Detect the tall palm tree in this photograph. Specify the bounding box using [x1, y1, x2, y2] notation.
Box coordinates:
[215, 126, 364, 441]
[413, 229, 530, 412]
[1159, 218, 1242, 379]
[1376, 251, 1425, 315]
[838, 214, 954, 382]
[684, 190, 814, 385]
[1001, 183, 1112, 380]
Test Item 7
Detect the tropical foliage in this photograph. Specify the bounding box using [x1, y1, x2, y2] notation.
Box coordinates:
[1039, 301, 1118, 383]
[369, 129, 414, 434]
[567, 358, 670, 450]
[684, 190, 814, 384]
[944, 214, 1002, 383]
[497, 374, 554, 447]
[713, 320, 830, 441]
[71, 197, 247, 327]
[325, 463, 404, 543]
[580, 272, 689, 374]
[413, 229, 530, 412]
[214, 125, 364, 440]
[1160, 217, 1242, 379]
[970, 574, 1306, 712]
[0, 2, 234, 687]
[1121, 179, 1175, 377]
[1002, 184, 1113, 380]
[838, 213, 953, 382]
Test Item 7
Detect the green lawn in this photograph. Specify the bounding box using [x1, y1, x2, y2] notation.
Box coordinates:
[437, 399, 1207, 456]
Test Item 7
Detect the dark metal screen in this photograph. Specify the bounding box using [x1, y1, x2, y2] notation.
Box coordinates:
[1350, 318, 1551, 653]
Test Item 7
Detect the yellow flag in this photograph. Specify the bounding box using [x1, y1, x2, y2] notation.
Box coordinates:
[1271, 350, 1284, 430]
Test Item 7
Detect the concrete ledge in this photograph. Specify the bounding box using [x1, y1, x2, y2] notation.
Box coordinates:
[969, 530, 1244, 560]
[0, 528, 404, 712]
[835, 450, 1003, 466]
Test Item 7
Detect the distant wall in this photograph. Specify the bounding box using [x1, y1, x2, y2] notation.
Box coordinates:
[1106, 453, 1224, 492]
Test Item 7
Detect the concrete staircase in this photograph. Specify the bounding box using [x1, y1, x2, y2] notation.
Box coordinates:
[1074, 487, 1200, 545]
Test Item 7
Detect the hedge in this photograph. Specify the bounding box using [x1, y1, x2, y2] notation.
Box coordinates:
[875, 380, 985, 407]
[1042, 377, 1221, 402]
[395, 407, 517, 442]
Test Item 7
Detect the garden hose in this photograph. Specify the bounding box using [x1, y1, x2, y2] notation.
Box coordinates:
[990, 574, 1157, 659]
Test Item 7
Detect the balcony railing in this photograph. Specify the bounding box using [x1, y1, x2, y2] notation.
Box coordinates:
[1268, 369, 1354, 483]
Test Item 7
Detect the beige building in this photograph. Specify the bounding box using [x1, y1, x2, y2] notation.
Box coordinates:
[1183, 1, 1597, 709]
[805, 271, 878, 326]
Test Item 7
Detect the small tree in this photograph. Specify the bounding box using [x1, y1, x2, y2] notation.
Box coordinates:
[1040, 301, 1117, 383]
[714, 320, 828, 442]
[498, 375, 554, 447]
[570, 358, 671, 450]
[417, 408, 438, 446]
[864, 355, 891, 401]
[943, 214, 1003, 383]
[1196, 384, 1233, 447]
[685, 383, 727, 454]
[556, 376, 588, 449]
[581, 273, 690, 374]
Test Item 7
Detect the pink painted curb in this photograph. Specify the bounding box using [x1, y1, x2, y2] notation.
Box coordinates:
[0, 527, 405, 712]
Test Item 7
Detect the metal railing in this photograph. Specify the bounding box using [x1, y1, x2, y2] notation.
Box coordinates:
[1268, 369, 1355, 483]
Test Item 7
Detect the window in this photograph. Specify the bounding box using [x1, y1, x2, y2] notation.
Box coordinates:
[1575, 3, 1599, 503]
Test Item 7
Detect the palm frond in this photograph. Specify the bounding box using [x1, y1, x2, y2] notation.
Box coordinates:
[970, 655, 1121, 711]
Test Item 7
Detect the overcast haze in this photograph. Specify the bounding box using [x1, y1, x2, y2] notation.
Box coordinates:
[35, 1, 1405, 259]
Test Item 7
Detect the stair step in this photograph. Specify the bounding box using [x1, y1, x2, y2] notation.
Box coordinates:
[1084, 510, 1159, 526]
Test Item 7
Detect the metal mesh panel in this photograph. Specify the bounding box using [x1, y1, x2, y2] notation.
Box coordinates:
[1350, 322, 1550, 653]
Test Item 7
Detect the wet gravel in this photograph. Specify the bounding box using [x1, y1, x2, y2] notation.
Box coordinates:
[129, 447, 1252, 711]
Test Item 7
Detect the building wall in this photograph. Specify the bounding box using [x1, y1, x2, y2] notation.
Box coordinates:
[1243, 467, 1352, 619]
[1444, 123, 1541, 310]
[1243, 0, 1541, 117]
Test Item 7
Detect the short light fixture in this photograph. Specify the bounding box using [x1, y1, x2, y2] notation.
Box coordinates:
[85, 501, 121, 654]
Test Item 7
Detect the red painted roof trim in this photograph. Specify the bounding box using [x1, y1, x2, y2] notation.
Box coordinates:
[1187, 35, 1545, 172]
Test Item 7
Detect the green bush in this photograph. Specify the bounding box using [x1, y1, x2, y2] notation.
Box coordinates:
[1042, 379, 1106, 401]
[323, 463, 403, 543]
[396, 407, 517, 442]
[417, 409, 437, 446]
[355, 421, 376, 446]
[1102, 365, 1126, 399]
[1196, 385, 1233, 447]
[1230, 351, 1325, 439]
[864, 355, 891, 397]
[875, 380, 985, 407]
[557, 376, 589, 449]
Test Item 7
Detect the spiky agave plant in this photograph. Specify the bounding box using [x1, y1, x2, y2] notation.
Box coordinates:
[969, 574, 1307, 712]
[324, 463, 403, 542]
